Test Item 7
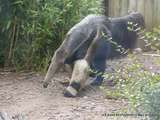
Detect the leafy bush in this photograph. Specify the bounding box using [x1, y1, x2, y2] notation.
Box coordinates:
[102, 54, 160, 117]
[0, 0, 102, 71]
[145, 26, 160, 51]
[142, 82, 160, 120]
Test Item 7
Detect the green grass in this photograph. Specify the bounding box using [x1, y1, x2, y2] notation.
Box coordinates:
[102, 54, 160, 117]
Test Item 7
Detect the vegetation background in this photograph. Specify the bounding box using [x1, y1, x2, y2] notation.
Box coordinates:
[0, 0, 102, 71]
[0, 0, 160, 119]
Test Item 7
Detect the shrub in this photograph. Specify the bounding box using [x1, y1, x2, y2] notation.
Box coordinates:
[142, 82, 160, 120]
[0, 0, 102, 71]
[145, 26, 160, 51]
[103, 54, 160, 117]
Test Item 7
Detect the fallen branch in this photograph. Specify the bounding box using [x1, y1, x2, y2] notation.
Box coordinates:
[142, 53, 160, 57]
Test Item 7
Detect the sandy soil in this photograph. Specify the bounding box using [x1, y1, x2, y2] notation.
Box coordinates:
[0, 53, 159, 120]
[0, 71, 130, 120]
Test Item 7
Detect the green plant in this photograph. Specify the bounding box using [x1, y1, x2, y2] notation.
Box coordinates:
[145, 26, 160, 51]
[0, 0, 102, 71]
[142, 82, 160, 120]
[102, 54, 160, 115]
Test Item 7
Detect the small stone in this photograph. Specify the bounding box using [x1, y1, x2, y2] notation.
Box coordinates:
[91, 102, 95, 105]
[83, 96, 88, 99]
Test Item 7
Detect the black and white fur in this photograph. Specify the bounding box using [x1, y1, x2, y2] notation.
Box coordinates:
[43, 12, 145, 97]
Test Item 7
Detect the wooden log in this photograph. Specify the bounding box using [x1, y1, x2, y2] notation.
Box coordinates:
[144, 0, 154, 29]
[108, 0, 113, 17]
[137, 0, 145, 15]
[153, 0, 158, 27]
[129, 0, 137, 12]
[109, 0, 115, 17]
[157, 0, 160, 27]
[114, 0, 121, 17]
[142, 53, 160, 57]
[108, 0, 160, 29]
[121, 0, 128, 16]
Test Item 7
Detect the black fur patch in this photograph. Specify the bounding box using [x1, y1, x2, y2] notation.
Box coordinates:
[64, 90, 76, 97]
[70, 81, 81, 91]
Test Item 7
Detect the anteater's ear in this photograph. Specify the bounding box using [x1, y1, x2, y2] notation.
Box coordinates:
[84, 27, 102, 64]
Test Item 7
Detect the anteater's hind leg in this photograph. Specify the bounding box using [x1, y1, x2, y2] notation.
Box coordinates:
[64, 28, 104, 97]
[64, 59, 90, 97]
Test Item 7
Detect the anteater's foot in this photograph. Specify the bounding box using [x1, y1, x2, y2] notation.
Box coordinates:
[43, 82, 49, 88]
[64, 89, 77, 97]
[64, 82, 81, 97]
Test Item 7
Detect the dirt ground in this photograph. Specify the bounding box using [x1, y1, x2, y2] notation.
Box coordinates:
[0, 71, 130, 120]
[0, 53, 160, 120]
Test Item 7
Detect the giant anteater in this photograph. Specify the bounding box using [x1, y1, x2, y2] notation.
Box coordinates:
[43, 12, 145, 97]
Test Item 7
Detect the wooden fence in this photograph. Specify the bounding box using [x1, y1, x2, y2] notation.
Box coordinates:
[107, 0, 160, 29]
